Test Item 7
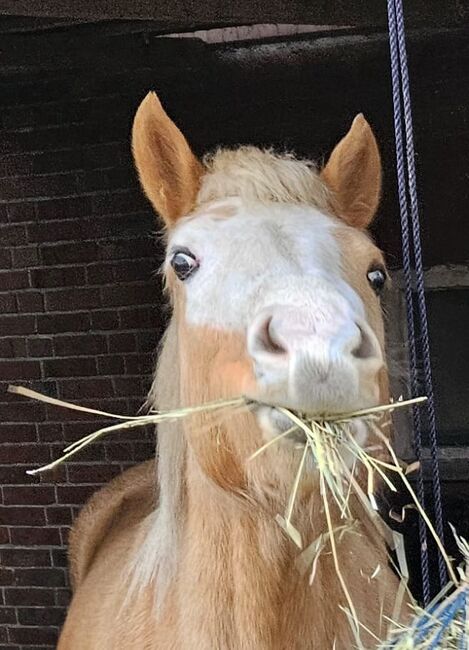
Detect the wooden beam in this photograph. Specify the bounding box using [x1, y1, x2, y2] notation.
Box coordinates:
[0, 0, 468, 31]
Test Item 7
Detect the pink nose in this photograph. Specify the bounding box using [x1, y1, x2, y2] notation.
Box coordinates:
[248, 308, 379, 366]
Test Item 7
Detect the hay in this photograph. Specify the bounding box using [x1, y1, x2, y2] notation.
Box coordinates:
[7, 385, 245, 475]
[381, 530, 469, 648]
[8, 384, 462, 647]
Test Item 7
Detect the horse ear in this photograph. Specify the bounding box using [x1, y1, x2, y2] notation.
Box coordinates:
[321, 114, 381, 229]
[132, 92, 203, 226]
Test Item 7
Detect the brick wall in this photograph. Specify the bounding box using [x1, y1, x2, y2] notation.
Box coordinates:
[0, 41, 172, 649]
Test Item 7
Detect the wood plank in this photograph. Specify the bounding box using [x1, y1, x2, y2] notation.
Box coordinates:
[0, 0, 468, 31]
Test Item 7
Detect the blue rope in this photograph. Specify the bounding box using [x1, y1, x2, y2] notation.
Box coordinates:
[386, 0, 447, 598]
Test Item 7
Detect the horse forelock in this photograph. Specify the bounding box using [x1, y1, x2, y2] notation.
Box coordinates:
[197, 147, 331, 211]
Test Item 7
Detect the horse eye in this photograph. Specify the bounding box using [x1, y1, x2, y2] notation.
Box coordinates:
[367, 267, 387, 295]
[170, 250, 198, 281]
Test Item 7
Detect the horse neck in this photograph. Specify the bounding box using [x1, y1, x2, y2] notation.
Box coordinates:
[167, 412, 364, 650]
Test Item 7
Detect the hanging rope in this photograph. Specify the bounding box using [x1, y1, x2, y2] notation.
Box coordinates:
[386, 0, 447, 601]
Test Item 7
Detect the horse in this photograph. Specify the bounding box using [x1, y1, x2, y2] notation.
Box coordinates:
[57, 92, 405, 649]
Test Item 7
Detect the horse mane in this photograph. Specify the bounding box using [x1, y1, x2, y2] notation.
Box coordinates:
[128, 318, 187, 609]
[198, 146, 331, 210]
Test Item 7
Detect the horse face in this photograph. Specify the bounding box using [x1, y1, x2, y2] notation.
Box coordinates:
[133, 93, 388, 443]
[167, 201, 386, 428]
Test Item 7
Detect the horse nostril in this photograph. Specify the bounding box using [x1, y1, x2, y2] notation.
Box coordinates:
[257, 317, 288, 355]
[351, 324, 376, 360]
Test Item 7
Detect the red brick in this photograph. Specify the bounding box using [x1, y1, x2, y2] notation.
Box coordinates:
[7, 201, 35, 223]
[67, 463, 121, 484]
[16, 291, 44, 313]
[105, 442, 134, 462]
[18, 606, 65, 627]
[5, 587, 55, 606]
[10, 526, 61, 546]
[44, 287, 100, 312]
[76, 168, 108, 192]
[0, 360, 41, 381]
[1, 548, 51, 568]
[96, 237, 155, 262]
[108, 332, 136, 353]
[0, 337, 27, 357]
[1, 315, 36, 336]
[0, 248, 12, 269]
[90, 309, 119, 330]
[12, 567, 66, 588]
[133, 441, 154, 462]
[0, 270, 30, 290]
[30, 266, 86, 288]
[0, 465, 36, 485]
[0, 444, 49, 465]
[28, 218, 84, 244]
[0, 506, 46, 527]
[40, 241, 97, 266]
[0, 423, 37, 443]
[59, 376, 112, 399]
[56, 485, 98, 504]
[0, 401, 46, 423]
[54, 334, 106, 358]
[45, 506, 73, 526]
[33, 148, 84, 174]
[1, 151, 34, 175]
[0, 294, 17, 314]
[82, 142, 124, 168]
[3, 486, 55, 506]
[112, 376, 145, 397]
[96, 355, 124, 375]
[91, 189, 143, 215]
[124, 353, 153, 375]
[136, 330, 158, 353]
[101, 282, 156, 307]
[27, 337, 53, 357]
[119, 305, 159, 329]
[61, 420, 101, 441]
[112, 258, 156, 283]
[35, 195, 92, 221]
[8, 625, 58, 645]
[60, 526, 71, 545]
[51, 548, 67, 567]
[11, 245, 40, 268]
[0, 607, 16, 625]
[43, 356, 96, 378]
[36, 311, 90, 334]
[0, 527, 10, 544]
[55, 588, 72, 606]
[86, 262, 115, 284]
[37, 422, 62, 443]
[1, 173, 77, 200]
[39, 468, 66, 485]
[0, 569, 14, 586]
[0, 224, 27, 246]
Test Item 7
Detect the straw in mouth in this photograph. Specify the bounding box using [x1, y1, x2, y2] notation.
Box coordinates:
[8, 385, 460, 647]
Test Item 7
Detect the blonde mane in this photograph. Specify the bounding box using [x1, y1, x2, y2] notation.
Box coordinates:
[197, 146, 332, 210]
[128, 319, 186, 609]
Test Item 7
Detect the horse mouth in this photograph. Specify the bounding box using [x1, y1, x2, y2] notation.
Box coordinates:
[254, 404, 309, 444]
[253, 400, 374, 447]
